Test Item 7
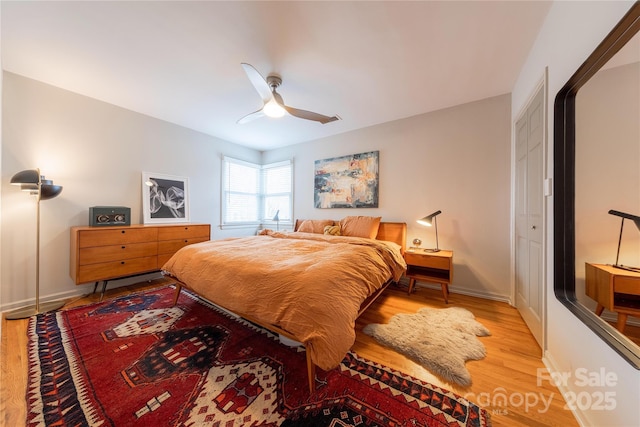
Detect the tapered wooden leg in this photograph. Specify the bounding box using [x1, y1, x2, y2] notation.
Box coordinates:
[407, 278, 416, 295]
[172, 283, 182, 306]
[441, 283, 449, 304]
[616, 313, 628, 332]
[306, 348, 316, 394]
[595, 304, 605, 316]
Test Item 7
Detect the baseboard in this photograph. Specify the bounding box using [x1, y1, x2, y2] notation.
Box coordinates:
[1, 287, 90, 314]
[399, 277, 511, 304]
[542, 351, 586, 427]
[1, 272, 164, 314]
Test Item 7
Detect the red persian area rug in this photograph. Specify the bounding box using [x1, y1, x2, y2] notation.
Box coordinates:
[26, 286, 491, 426]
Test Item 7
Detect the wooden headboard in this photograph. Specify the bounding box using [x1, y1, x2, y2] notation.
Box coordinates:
[376, 222, 407, 253]
[293, 219, 407, 253]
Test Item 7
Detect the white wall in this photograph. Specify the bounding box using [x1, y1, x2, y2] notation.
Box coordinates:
[263, 93, 512, 300]
[512, 1, 639, 426]
[1, 72, 261, 309]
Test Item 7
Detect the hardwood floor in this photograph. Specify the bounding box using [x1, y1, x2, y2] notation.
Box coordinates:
[1, 278, 581, 427]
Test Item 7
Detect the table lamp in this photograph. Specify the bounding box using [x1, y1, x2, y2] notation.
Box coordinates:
[417, 210, 442, 252]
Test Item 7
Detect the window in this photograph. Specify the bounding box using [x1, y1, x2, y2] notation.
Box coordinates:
[222, 157, 292, 228]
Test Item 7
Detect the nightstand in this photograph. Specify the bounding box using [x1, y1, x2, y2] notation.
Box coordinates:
[585, 262, 640, 332]
[404, 249, 454, 303]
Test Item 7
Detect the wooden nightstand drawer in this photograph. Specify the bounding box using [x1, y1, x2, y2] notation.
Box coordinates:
[405, 252, 450, 269]
[614, 276, 640, 296]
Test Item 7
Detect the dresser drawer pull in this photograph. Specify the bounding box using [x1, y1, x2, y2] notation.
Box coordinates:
[121, 246, 126, 249]
[121, 230, 126, 234]
[121, 261, 125, 265]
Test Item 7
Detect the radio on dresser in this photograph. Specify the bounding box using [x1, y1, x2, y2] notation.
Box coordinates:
[89, 206, 131, 227]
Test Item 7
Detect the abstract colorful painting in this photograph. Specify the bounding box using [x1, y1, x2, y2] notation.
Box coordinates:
[314, 151, 379, 208]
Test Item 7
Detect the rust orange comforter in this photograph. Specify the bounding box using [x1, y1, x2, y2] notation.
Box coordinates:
[162, 231, 406, 370]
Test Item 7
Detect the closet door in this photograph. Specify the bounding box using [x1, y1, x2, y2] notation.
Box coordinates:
[515, 85, 544, 349]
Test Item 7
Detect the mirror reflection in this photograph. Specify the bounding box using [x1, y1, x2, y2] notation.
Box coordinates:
[575, 31, 640, 348]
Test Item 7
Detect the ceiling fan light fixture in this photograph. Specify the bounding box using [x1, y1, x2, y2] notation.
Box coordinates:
[263, 99, 286, 118]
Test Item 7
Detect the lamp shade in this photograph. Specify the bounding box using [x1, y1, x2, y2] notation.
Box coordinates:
[11, 169, 39, 185]
[41, 184, 63, 200]
[417, 210, 442, 227]
[609, 209, 640, 231]
[272, 210, 280, 221]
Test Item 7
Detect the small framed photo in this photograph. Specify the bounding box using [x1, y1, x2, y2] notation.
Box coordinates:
[142, 172, 190, 224]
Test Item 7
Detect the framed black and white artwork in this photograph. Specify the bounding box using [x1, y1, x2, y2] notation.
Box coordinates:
[142, 172, 190, 224]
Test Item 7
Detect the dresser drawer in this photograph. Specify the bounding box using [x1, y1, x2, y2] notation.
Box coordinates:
[158, 237, 208, 255]
[78, 242, 158, 265]
[76, 256, 158, 283]
[78, 227, 158, 248]
[158, 225, 210, 241]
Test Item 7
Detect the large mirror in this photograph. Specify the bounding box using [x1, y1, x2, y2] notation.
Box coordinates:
[554, 3, 640, 368]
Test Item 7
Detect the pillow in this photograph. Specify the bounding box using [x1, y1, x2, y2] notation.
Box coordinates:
[297, 219, 335, 234]
[324, 225, 341, 236]
[339, 216, 381, 239]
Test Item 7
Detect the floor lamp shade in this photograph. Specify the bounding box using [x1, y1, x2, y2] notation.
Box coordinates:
[10, 168, 40, 185]
[5, 168, 65, 320]
[417, 210, 442, 252]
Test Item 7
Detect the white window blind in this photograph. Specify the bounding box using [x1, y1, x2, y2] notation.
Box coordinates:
[222, 157, 292, 227]
[263, 160, 292, 223]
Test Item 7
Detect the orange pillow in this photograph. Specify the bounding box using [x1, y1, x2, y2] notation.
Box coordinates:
[339, 216, 381, 239]
[297, 219, 335, 234]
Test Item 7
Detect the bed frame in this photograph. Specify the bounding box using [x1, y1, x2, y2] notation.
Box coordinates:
[170, 221, 406, 393]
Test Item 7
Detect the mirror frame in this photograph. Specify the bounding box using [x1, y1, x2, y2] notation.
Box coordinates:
[554, 2, 640, 369]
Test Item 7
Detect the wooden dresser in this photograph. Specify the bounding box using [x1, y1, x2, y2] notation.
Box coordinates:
[70, 224, 210, 297]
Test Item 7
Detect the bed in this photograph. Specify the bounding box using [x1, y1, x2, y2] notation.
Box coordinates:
[161, 217, 407, 392]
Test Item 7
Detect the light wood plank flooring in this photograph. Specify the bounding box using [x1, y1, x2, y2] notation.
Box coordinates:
[1, 278, 582, 427]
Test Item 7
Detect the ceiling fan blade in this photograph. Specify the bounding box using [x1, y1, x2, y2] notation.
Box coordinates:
[237, 108, 265, 125]
[241, 63, 273, 103]
[283, 105, 341, 124]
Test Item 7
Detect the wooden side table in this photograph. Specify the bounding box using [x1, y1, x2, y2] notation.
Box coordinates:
[404, 249, 453, 303]
[585, 263, 640, 332]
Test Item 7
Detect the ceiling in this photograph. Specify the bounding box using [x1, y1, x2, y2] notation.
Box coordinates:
[1, 1, 552, 151]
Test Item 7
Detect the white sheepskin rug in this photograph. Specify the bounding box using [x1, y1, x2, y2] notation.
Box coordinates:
[363, 307, 490, 387]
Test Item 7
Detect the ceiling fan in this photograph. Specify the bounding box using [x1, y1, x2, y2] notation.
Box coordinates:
[237, 63, 341, 125]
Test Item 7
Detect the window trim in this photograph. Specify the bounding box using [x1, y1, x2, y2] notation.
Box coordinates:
[220, 156, 293, 230]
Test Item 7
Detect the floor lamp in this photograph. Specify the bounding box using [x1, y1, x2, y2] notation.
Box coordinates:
[5, 169, 65, 320]
[272, 210, 280, 231]
[417, 210, 442, 252]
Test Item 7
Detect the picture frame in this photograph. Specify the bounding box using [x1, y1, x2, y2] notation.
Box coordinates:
[314, 150, 379, 209]
[142, 172, 190, 224]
